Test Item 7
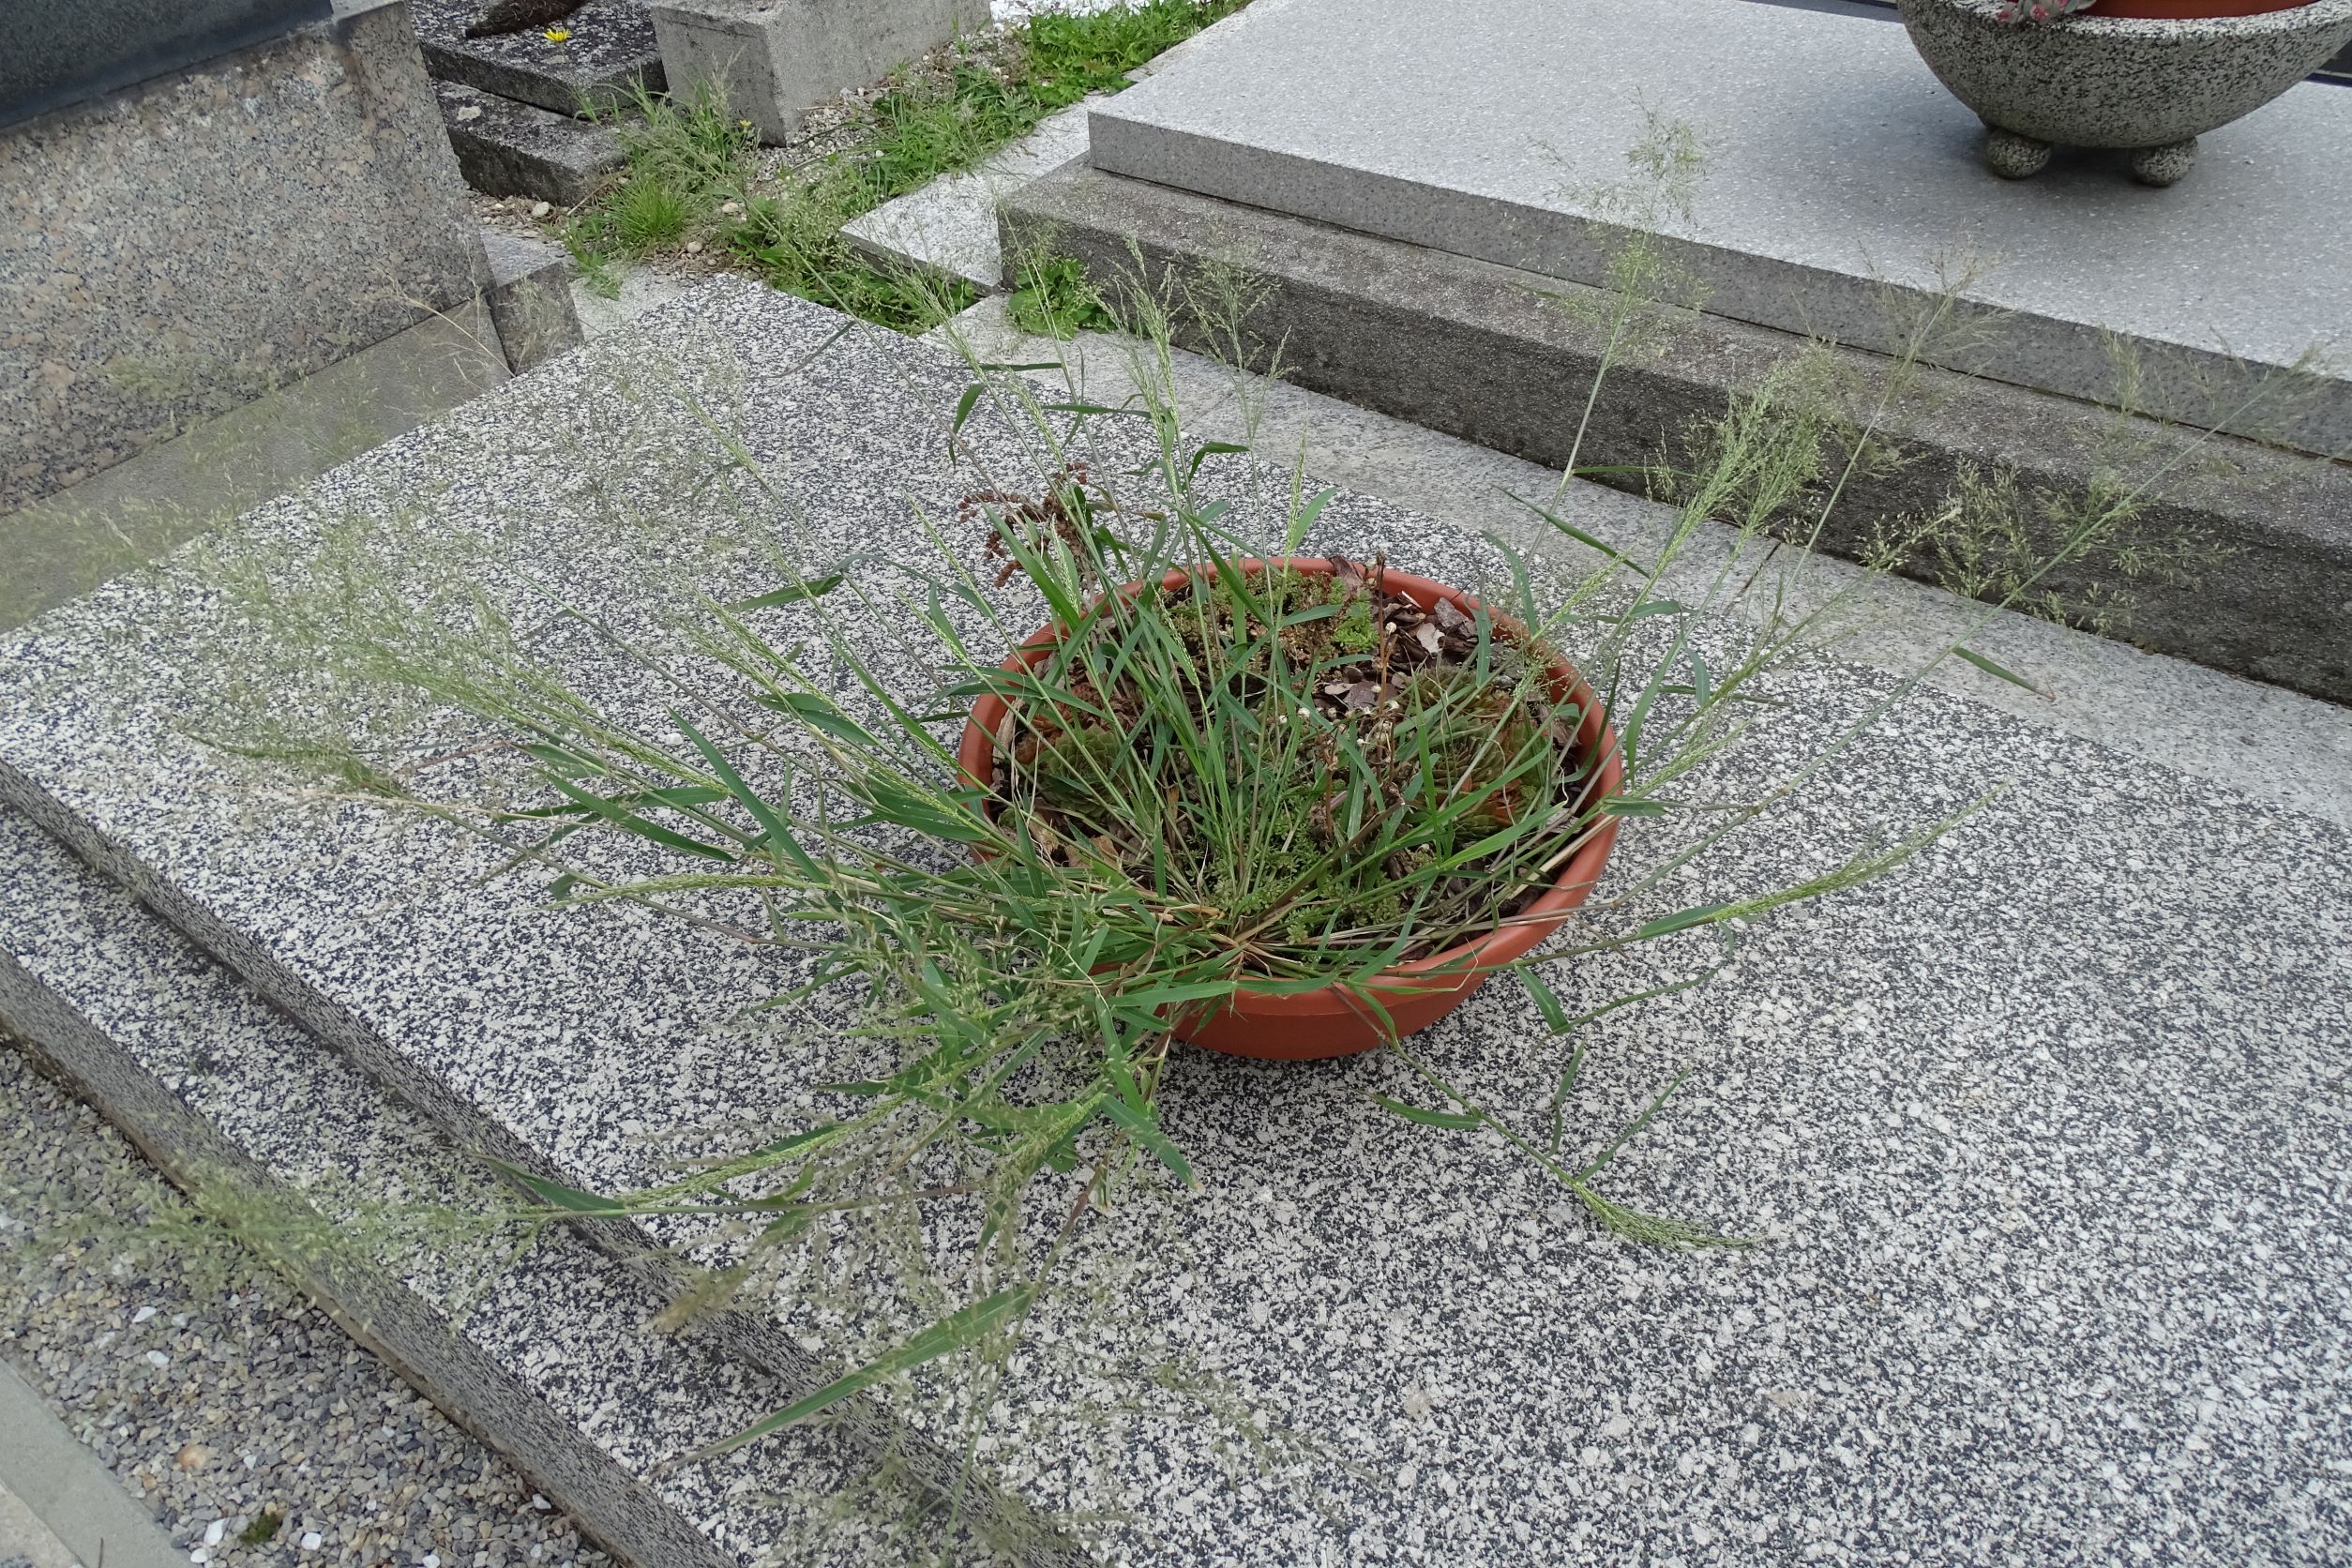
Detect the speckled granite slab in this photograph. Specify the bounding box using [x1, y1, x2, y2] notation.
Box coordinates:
[411, 0, 663, 116]
[0, 278, 2346, 1565]
[0, 806, 1027, 1568]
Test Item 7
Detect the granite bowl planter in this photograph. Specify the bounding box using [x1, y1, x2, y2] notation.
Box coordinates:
[956, 558, 1628, 1061]
[1894, 0, 2352, 184]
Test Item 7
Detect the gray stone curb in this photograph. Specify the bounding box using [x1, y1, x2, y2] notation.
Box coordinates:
[438, 80, 625, 209]
[0, 937, 734, 1568]
[1003, 157, 2352, 705]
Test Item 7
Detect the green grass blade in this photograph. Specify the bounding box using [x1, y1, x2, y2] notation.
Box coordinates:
[690, 1286, 1038, 1459]
[761, 691, 877, 748]
[1102, 1097, 1199, 1189]
[539, 775, 736, 862]
[1954, 644, 2046, 695]
[1632, 903, 1732, 940]
[729, 573, 844, 611]
[1370, 1093, 1480, 1131]
[671, 710, 817, 876]
[487, 1159, 623, 1216]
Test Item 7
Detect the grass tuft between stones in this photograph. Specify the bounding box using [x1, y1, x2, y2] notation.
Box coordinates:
[559, 0, 1250, 333]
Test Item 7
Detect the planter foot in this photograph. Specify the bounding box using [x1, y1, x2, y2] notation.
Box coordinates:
[1983, 127, 2051, 180]
[2130, 138, 2197, 188]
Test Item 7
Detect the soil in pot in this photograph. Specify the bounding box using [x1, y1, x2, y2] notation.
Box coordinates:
[957, 556, 1625, 1060]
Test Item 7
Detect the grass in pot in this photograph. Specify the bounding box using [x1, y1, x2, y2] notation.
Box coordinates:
[957, 529, 1626, 1059]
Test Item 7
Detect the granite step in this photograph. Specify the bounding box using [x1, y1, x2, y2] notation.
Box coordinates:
[1089, 0, 2352, 458]
[0, 803, 1050, 1568]
[482, 228, 588, 371]
[440, 79, 626, 207]
[412, 0, 664, 117]
[1003, 156, 2352, 707]
[1, 278, 2347, 1563]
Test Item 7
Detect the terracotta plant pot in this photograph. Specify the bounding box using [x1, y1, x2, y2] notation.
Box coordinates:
[955, 558, 1627, 1062]
[1895, 0, 2352, 186]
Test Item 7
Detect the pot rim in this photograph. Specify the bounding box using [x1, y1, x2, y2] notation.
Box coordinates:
[952, 556, 1628, 1012]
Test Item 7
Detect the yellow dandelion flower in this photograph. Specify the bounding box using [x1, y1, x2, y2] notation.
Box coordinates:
[544, 26, 570, 40]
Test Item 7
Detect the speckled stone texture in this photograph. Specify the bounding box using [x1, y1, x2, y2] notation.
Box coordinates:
[0, 807, 1028, 1568]
[0, 1051, 615, 1568]
[1898, 0, 2352, 153]
[0, 0, 334, 132]
[438, 79, 625, 205]
[0, 279, 2345, 1563]
[410, 0, 663, 115]
[483, 231, 586, 369]
[0, 2, 490, 515]
[1085, 0, 2352, 458]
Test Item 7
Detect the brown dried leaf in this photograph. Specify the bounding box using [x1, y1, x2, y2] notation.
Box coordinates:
[1344, 681, 1382, 712]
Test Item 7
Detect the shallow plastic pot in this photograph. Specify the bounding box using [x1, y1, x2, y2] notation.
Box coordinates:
[955, 558, 1626, 1061]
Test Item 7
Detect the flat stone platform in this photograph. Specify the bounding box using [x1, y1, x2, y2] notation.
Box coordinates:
[1087, 0, 2352, 456]
[1, 279, 2346, 1563]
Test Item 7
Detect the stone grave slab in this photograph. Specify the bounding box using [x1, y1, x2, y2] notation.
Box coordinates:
[1085, 0, 2352, 457]
[0, 278, 2346, 1562]
[0, 1, 491, 515]
[410, 0, 664, 116]
[482, 229, 587, 369]
[0, 0, 333, 132]
[649, 0, 988, 145]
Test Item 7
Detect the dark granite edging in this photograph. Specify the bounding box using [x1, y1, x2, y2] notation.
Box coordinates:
[484, 230, 587, 370]
[1003, 158, 2352, 706]
[410, 0, 664, 117]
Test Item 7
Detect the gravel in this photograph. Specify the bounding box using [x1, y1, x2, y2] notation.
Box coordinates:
[0, 1045, 613, 1568]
